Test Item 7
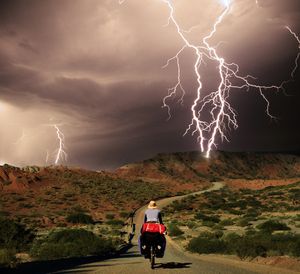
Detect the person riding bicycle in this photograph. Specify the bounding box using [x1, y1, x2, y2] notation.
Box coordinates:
[139, 201, 166, 258]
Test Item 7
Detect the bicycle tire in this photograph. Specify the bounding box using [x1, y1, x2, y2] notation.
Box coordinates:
[150, 246, 155, 269]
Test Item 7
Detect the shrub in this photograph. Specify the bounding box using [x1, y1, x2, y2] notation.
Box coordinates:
[171, 200, 193, 211]
[31, 229, 115, 260]
[0, 218, 34, 251]
[236, 218, 250, 227]
[71, 205, 86, 213]
[230, 232, 300, 259]
[234, 200, 248, 210]
[185, 222, 300, 259]
[187, 232, 226, 254]
[227, 209, 244, 215]
[106, 219, 124, 227]
[111, 229, 122, 236]
[168, 223, 184, 236]
[235, 233, 268, 259]
[244, 208, 260, 219]
[212, 224, 225, 230]
[269, 233, 297, 256]
[119, 211, 130, 218]
[222, 233, 242, 254]
[0, 248, 16, 267]
[202, 221, 215, 228]
[219, 219, 234, 226]
[66, 213, 94, 224]
[214, 230, 224, 239]
[269, 191, 284, 196]
[194, 213, 220, 223]
[105, 213, 115, 220]
[290, 236, 300, 257]
[186, 221, 197, 229]
[257, 220, 291, 233]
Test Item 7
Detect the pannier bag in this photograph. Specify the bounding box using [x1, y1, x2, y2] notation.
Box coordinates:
[142, 223, 166, 234]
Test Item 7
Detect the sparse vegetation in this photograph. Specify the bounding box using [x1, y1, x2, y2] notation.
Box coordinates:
[0, 248, 16, 267]
[0, 218, 34, 267]
[165, 181, 300, 259]
[0, 152, 300, 268]
[30, 229, 116, 260]
[105, 213, 115, 220]
[257, 220, 291, 233]
[0, 218, 34, 251]
[0, 166, 177, 229]
[66, 212, 94, 224]
[187, 230, 300, 260]
[106, 219, 124, 227]
[168, 223, 184, 237]
[195, 213, 220, 223]
[187, 232, 226, 254]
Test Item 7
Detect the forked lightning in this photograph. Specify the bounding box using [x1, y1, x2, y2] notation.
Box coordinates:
[120, 0, 300, 158]
[54, 125, 67, 165]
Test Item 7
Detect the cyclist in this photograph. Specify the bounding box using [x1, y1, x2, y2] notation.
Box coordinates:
[139, 201, 166, 258]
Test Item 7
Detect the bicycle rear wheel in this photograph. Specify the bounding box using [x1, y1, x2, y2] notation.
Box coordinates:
[150, 246, 155, 269]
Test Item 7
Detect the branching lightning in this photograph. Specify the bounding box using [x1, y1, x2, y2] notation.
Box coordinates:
[285, 26, 300, 78]
[53, 125, 67, 165]
[120, 0, 300, 158]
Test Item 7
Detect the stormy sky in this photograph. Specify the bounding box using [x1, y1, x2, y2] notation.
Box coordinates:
[0, 0, 299, 170]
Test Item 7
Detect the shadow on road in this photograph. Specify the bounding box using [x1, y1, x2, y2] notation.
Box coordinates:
[118, 251, 141, 259]
[155, 262, 192, 269]
[0, 245, 136, 274]
[0, 256, 106, 274]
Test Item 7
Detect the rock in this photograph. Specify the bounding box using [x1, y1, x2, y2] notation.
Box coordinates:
[41, 216, 52, 226]
[22, 166, 40, 173]
[5, 172, 29, 191]
[0, 167, 9, 182]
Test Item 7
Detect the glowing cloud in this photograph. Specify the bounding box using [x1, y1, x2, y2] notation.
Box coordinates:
[0, 102, 5, 113]
[220, 0, 231, 7]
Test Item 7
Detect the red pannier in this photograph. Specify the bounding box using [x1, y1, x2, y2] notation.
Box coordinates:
[142, 223, 166, 234]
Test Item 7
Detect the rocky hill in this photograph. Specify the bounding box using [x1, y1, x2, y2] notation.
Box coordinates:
[116, 151, 300, 181]
[0, 151, 299, 229]
[0, 163, 204, 229]
[2, 151, 299, 194]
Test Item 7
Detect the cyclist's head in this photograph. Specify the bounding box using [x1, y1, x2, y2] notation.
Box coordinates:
[148, 200, 157, 209]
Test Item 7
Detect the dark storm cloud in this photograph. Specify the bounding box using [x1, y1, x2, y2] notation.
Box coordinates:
[254, 0, 300, 35]
[259, 0, 300, 13]
[0, 0, 299, 169]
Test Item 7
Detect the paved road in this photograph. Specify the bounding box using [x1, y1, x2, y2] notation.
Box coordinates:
[55, 183, 298, 274]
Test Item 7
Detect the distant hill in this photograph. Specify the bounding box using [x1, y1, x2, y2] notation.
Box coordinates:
[0, 151, 299, 228]
[116, 151, 300, 181]
[0, 163, 206, 229]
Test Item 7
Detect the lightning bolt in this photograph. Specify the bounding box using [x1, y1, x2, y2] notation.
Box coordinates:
[285, 26, 300, 78]
[53, 125, 67, 165]
[120, 0, 300, 158]
[45, 149, 49, 164]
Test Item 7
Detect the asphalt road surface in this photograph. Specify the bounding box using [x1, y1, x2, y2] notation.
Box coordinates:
[54, 183, 298, 274]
